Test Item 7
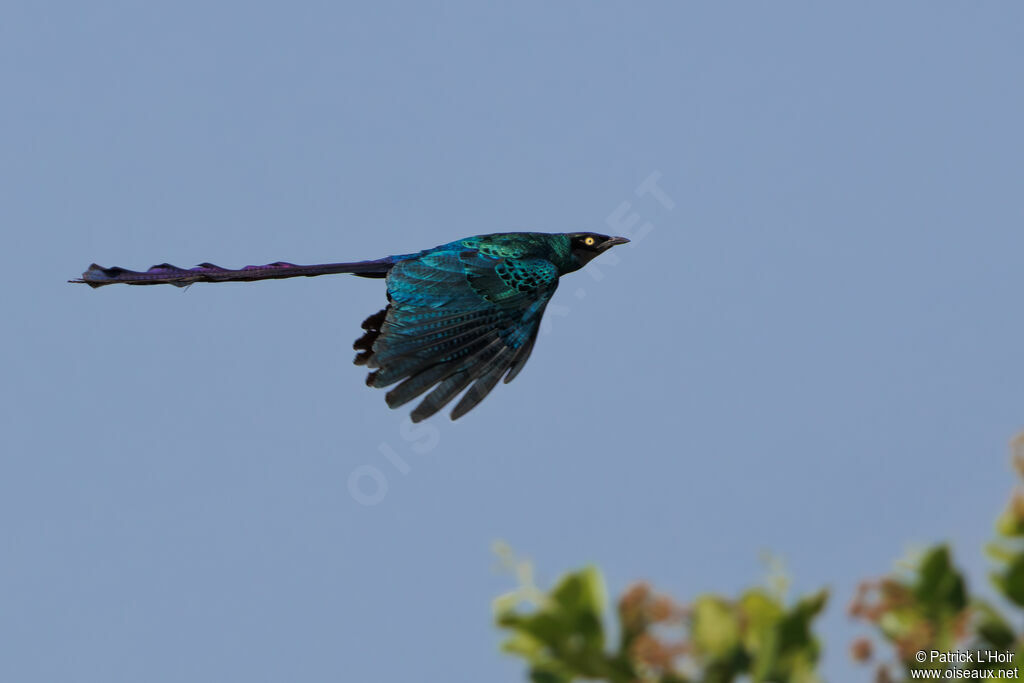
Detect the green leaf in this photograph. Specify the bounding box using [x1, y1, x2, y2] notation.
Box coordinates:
[994, 553, 1024, 607]
[771, 591, 827, 680]
[777, 590, 827, 653]
[496, 567, 613, 680]
[914, 546, 967, 616]
[549, 567, 607, 657]
[973, 601, 1016, 649]
[529, 665, 571, 683]
[494, 591, 526, 617]
[995, 505, 1024, 537]
[551, 567, 606, 615]
[737, 590, 783, 657]
[691, 596, 740, 657]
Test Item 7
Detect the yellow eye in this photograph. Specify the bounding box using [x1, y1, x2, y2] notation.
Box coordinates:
[584, 236, 596, 246]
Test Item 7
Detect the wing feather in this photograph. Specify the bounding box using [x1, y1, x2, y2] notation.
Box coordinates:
[352, 250, 558, 421]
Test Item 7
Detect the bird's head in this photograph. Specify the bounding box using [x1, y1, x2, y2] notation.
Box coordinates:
[568, 232, 630, 268]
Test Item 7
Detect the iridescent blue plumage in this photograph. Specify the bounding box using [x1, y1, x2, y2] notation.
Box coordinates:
[71, 231, 629, 421]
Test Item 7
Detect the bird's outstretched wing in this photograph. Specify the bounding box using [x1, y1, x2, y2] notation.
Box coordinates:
[354, 249, 558, 422]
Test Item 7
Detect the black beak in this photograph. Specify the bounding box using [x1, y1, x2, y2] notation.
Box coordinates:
[602, 236, 630, 249]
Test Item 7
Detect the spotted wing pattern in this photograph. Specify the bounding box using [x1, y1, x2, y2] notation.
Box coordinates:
[353, 250, 558, 421]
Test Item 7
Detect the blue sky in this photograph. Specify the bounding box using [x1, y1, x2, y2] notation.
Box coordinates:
[2, 2, 1022, 681]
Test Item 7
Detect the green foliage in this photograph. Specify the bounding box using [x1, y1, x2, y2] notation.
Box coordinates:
[494, 434, 1024, 682]
[848, 544, 1021, 680]
[494, 549, 827, 682]
[496, 566, 627, 683]
[840, 437, 1024, 681]
[682, 588, 827, 683]
[990, 441, 1024, 608]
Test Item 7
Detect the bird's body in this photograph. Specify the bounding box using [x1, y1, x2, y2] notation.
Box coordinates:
[72, 231, 629, 421]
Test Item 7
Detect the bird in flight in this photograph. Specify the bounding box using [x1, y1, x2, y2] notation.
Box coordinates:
[71, 232, 629, 421]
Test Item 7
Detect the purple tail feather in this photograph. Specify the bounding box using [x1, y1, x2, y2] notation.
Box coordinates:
[69, 258, 397, 288]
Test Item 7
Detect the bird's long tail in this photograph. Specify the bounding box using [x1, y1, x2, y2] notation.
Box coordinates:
[69, 258, 399, 288]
